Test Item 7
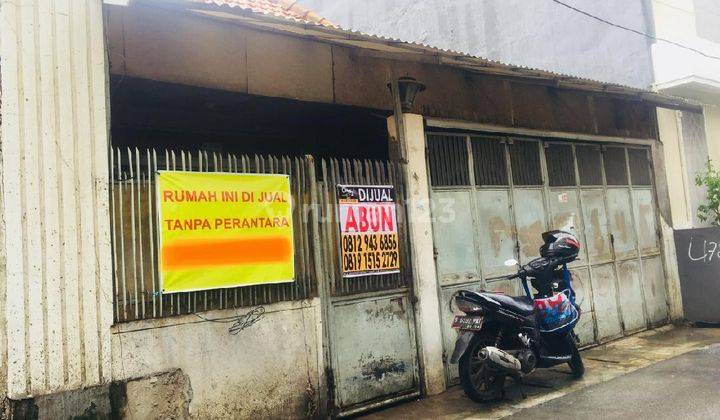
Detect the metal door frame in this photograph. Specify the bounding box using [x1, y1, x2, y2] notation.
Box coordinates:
[312, 157, 421, 417]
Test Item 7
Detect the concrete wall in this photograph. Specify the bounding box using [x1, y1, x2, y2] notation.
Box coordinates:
[680, 111, 710, 227]
[0, 0, 113, 399]
[111, 299, 323, 418]
[300, 0, 656, 89]
[657, 106, 718, 229]
[657, 108, 693, 229]
[104, 3, 658, 141]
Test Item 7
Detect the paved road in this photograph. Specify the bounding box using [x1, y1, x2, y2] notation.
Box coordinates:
[504, 344, 720, 420]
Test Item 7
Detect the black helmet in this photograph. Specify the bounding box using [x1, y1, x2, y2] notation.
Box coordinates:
[539, 230, 580, 259]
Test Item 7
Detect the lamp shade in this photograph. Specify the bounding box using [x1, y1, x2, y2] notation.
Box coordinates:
[388, 77, 426, 112]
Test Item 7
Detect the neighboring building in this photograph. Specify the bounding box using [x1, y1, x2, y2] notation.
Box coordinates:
[299, 0, 657, 89]
[650, 0, 720, 228]
[0, 0, 696, 418]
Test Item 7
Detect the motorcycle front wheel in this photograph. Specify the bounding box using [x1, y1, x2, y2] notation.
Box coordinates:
[458, 334, 505, 403]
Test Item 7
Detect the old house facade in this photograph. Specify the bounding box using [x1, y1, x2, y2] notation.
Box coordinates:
[0, 0, 696, 417]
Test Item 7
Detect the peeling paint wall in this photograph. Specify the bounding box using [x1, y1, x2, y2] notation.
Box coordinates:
[0, 0, 113, 399]
[111, 299, 323, 419]
[657, 107, 713, 229]
[679, 111, 710, 227]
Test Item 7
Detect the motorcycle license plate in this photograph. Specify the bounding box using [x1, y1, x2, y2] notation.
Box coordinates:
[452, 315, 484, 331]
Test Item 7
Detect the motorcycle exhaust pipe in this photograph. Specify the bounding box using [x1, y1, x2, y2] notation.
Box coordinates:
[478, 346, 522, 373]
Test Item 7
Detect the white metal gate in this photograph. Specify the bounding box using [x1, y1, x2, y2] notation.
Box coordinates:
[315, 158, 420, 416]
[426, 133, 668, 384]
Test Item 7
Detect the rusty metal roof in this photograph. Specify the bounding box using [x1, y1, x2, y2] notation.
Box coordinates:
[197, 0, 335, 27]
[173, 0, 699, 111]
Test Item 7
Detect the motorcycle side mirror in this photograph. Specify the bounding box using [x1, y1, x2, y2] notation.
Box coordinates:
[504, 258, 519, 267]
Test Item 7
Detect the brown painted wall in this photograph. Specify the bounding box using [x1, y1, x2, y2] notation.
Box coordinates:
[105, 4, 656, 140]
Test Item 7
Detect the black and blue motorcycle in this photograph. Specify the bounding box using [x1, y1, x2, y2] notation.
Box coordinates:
[450, 230, 584, 402]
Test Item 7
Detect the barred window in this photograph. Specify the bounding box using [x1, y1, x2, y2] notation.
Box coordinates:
[545, 143, 576, 187]
[576, 145, 603, 186]
[628, 148, 652, 185]
[603, 147, 629, 185]
[509, 139, 543, 186]
[426, 135, 470, 186]
[471, 136, 508, 186]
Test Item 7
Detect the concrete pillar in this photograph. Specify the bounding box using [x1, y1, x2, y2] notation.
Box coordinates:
[656, 108, 692, 229]
[705, 105, 720, 165]
[387, 114, 447, 396]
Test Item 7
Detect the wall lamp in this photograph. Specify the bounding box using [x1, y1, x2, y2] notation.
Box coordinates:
[387, 77, 426, 112]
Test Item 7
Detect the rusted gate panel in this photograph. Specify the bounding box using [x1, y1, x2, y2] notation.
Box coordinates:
[426, 132, 667, 373]
[513, 189, 546, 263]
[633, 185, 667, 325]
[642, 256, 669, 324]
[589, 263, 623, 340]
[580, 189, 623, 340]
[432, 191, 479, 285]
[548, 189, 596, 346]
[316, 158, 420, 415]
[330, 296, 418, 409]
[580, 190, 613, 264]
[567, 267, 596, 346]
[606, 187, 646, 332]
[616, 260, 646, 332]
[475, 190, 515, 277]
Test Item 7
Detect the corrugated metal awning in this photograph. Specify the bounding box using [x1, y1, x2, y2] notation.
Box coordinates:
[135, 0, 702, 112]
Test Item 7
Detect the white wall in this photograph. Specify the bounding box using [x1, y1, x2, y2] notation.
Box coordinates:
[111, 299, 323, 418]
[0, 0, 113, 399]
[651, 0, 720, 89]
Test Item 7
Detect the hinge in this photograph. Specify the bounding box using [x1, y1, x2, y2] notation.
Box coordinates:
[433, 246, 439, 260]
[326, 367, 335, 389]
[410, 293, 419, 305]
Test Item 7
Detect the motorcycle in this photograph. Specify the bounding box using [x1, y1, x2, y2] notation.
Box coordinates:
[450, 230, 584, 402]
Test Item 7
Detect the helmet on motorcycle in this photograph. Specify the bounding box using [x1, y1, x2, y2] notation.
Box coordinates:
[539, 230, 580, 259]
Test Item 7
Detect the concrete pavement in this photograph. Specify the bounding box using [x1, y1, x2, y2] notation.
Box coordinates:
[360, 325, 720, 419]
[505, 344, 720, 419]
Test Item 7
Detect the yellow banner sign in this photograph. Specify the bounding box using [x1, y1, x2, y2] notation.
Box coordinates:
[157, 171, 294, 293]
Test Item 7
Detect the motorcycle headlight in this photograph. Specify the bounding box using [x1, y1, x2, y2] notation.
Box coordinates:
[455, 296, 484, 314]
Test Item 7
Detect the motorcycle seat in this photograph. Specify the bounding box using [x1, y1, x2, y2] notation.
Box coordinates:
[480, 292, 535, 316]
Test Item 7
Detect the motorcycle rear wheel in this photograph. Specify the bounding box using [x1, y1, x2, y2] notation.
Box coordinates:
[458, 334, 505, 403]
[567, 335, 584, 378]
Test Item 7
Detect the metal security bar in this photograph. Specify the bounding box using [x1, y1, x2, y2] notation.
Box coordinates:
[471, 135, 508, 186]
[316, 158, 412, 296]
[427, 135, 470, 186]
[110, 147, 317, 323]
